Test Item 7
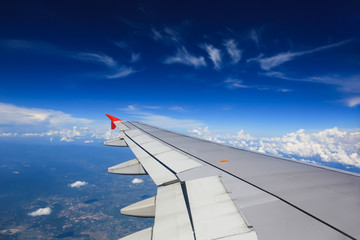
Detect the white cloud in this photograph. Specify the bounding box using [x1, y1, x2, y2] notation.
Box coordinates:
[0, 102, 123, 142]
[304, 75, 360, 95]
[28, 207, 52, 217]
[223, 78, 292, 93]
[119, 105, 137, 111]
[106, 66, 135, 79]
[1, 39, 137, 78]
[189, 127, 210, 136]
[113, 41, 141, 63]
[345, 97, 360, 107]
[144, 105, 162, 110]
[0, 102, 92, 126]
[263, 73, 360, 105]
[224, 39, 242, 64]
[164, 47, 206, 68]
[248, 39, 352, 70]
[69, 181, 88, 188]
[19, 125, 119, 143]
[132, 178, 144, 184]
[249, 29, 260, 47]
[0, 132, 18, 137]
[190, 127, 360, 168]
[151, 27, 164, 41]
[74, 52, 117, 68]
[151, 26, 181, 44]
[201, 43, 222, 70]
[224, 78, 249, 89]
[163, 27, 181, 43]
[114, 41, 129, 49]
[1, 39, 119, 68]
[130, 53, 141, 63]
[169, 106, 186, 112]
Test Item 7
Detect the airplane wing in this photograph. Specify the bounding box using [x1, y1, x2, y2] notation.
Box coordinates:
[104, 115, 360, 240]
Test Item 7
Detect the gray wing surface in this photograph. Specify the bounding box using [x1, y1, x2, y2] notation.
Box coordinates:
[105, 119, 360, 240]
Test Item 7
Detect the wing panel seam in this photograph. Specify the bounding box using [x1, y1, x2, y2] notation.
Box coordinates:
[123, 131, 178, 177]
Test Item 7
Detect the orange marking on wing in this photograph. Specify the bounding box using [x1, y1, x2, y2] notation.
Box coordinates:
[219, 160, 229, 163]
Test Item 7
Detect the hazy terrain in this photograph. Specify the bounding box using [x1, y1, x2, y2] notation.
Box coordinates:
[0, 142, 156, 239]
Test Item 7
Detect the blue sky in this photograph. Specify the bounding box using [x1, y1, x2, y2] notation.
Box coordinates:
[0, 0, 359, 168]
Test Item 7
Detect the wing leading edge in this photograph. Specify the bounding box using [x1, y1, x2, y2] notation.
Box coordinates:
[104, 115, 360, 240]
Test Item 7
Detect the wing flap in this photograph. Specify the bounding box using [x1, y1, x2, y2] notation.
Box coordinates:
[108, 159, 146, 175]
[152, 182, 194, 240]
[121, 196, 156, 218]
[104, 137, 128, 147]
[186, 176, 257, 240]
[119, 227, 152, 240]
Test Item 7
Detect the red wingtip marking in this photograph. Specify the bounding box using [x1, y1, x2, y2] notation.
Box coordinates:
[105, 114, 122, 130]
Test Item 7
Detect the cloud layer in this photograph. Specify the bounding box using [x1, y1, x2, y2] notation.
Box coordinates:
[190, 127, 360, 167]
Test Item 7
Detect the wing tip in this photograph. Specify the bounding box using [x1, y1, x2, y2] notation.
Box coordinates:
[105, 114, 122, 129]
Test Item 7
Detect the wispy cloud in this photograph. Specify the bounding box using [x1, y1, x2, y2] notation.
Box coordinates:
[224, 39, 242, 64]
[114, 41, 141, 63]
[29, 207, 52, 217]
[169, 106, 186, 112]
[305, 74, 360, 95]
[344, 97, 360, 107]
[143, 105, 162, 110]
[130, 53, 141, 63]
[201, 43, 222, 70]
[139, 114, 203, 130]
[69, 181, 88, 188]
[1, 39, 136, 78]
[119, 105, 137, 111]
[114, 41, 129, 49]
[2, 40, 117, 68]
[151, 26, 181, 44]
[121, 105, 203, 130]
[223, 78, 249, 89]
[163, 27, 181, 43]
[106, 66, 136, 79]
[164, 47, 206, 68]
[264, 72, 360, 106]
[1, 39, 59, 55]
[223, 78, 291, 92]
[248, 39, 352, 70]
[248, 29, 260, 48]
[0, 102, 92, 126]
[151, 27, 164, 41]
[74, 52, 117, 68]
